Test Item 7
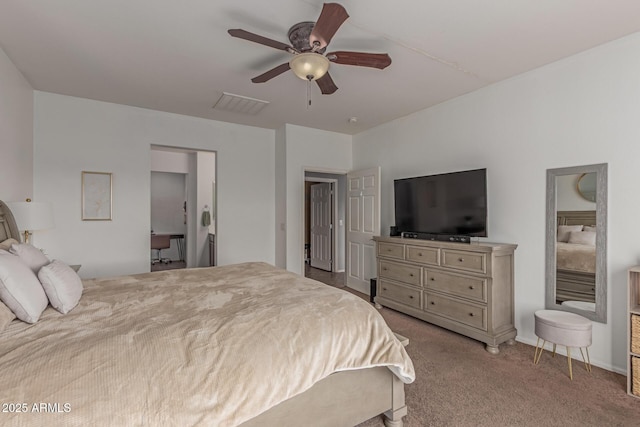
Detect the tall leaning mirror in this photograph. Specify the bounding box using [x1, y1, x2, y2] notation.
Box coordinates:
[545, 163, 607, 323]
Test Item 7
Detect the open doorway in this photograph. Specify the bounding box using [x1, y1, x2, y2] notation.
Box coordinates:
[304, 171, 346, 287]
[150, 146, 217, 270]
[150, 171, 187, 271]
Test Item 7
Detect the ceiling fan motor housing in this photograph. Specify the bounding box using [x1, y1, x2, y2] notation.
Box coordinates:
[288, 22, 326, 53]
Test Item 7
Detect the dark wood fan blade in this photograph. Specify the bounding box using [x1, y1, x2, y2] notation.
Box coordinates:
[228, 29, 294, 52]
[309, 3, 349, 50]
[251, 63, 291, 83]
[315, 72, 338, 95]
[326, 51, 392, 69]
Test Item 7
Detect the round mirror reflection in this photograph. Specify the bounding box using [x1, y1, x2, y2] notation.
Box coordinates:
[577, 173, 596, 202]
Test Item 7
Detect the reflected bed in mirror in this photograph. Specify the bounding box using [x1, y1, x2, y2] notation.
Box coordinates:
[546, 164, 607, 323]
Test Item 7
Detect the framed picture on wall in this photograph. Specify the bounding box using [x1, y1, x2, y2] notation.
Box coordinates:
[82, 171, 112, 221]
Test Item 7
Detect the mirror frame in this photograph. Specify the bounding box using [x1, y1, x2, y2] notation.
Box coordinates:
[545, 163, 607, 323]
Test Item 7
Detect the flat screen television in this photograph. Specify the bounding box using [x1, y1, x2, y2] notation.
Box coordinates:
[394, 168, 487, 237]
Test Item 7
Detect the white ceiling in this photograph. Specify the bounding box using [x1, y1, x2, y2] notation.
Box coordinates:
[2, 1, 640, 135]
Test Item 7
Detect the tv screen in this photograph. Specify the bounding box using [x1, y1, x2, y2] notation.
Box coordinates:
[394, 168, 487, 237]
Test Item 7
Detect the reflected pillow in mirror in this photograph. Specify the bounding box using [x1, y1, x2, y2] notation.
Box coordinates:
[567, 231, 596, 246]
[583, 225, 596, 232]
[557, 225, 583, 242]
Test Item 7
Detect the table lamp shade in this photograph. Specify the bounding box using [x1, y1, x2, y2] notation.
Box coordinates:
[7, 201, 54, 240]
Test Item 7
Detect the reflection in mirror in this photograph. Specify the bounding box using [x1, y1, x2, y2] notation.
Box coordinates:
[577, 172, 597, 202]
[546, 164, 607, 323]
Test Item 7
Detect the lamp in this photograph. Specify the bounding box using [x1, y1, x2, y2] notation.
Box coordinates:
[289, 53, 330, 81]
[7, 199, 54, 244]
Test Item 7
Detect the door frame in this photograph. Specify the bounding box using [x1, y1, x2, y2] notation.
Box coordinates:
[302, 167, 347, 275]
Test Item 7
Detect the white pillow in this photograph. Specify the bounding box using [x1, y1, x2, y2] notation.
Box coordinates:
[583, 225, 596, 232]
[0, 252, 48, 323]
[568, 231, 596, 246]
[38, 260, 83, 314]
[0, 238, 19, 251]
[557, 225, 583, 243]
[9, 243, 50, 274]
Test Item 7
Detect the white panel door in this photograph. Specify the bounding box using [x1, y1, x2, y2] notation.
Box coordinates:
[310, 182, 332, 271]
[346, 167, 380, 294]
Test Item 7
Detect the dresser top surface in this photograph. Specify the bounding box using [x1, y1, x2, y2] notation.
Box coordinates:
[374, 236, 517, 252]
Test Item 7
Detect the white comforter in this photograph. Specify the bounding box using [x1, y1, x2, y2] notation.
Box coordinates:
[0, 262, 414, 427]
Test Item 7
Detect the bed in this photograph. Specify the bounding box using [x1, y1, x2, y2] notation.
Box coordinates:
[0, 200, 414, 427]
[555, 210, 596, 304]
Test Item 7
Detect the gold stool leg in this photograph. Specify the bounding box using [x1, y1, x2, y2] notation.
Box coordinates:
[567, 347, 573, 380]
[552, 343, 557, 358]
[579, 347, 592, 373]
[534, 338, 546, 364]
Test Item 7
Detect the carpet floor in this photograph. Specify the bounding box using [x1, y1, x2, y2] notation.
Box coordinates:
[303, 267, 640, 426]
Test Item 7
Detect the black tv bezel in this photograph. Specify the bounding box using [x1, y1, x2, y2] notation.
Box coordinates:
[393, 168, 488, 238]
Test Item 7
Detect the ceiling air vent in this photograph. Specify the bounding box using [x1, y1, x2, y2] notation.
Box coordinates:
[213, 92, 269, 115]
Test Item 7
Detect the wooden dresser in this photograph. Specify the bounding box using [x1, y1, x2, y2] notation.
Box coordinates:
[373, 236, 517, 354]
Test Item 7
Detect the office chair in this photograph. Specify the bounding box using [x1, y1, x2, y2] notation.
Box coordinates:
[151, 234, 172, 265]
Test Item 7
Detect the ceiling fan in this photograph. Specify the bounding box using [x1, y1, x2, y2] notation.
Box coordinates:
[228, 3, 391, 95]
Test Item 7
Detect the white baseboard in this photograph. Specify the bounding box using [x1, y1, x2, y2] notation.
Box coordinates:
[515, 336, 625, 375]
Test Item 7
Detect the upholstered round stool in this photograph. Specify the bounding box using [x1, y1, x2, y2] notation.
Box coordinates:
[533, 310, 592, 380]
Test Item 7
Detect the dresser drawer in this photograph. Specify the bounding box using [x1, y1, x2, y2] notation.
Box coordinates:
[425, 292, 487, 330]
[377, 242, 405, 260]
[379, 260, 421, 286]
[406, 246, 440, 266]
[425, 270, 486, 302]
[442, 249, 487, 274]
[378, 280, 421, 309]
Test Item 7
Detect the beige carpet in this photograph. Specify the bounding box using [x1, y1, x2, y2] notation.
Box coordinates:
[304, 266, 640, 426]
[353, 303, 640, 427]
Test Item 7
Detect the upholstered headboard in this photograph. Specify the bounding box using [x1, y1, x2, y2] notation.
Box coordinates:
[0, 200, 20, 242]
[557, 210, 596, 227]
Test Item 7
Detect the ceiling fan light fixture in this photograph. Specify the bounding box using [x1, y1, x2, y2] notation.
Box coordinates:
[289, 53, 330, 81]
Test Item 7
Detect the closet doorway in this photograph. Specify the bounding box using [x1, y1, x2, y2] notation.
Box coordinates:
[150, 146, 217, 270]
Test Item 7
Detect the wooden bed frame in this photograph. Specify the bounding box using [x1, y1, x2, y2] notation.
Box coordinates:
[556, 210, 596, 304]
[0, 200, 407, 427]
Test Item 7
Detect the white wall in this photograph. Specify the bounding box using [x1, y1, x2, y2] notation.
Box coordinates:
[283, 124, 352, 275]
[0, 46, 33, 202]
[353, 32, 640, 373]
[33, 92, 275, 278]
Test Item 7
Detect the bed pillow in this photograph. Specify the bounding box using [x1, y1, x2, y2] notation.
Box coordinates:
[0, 298, 16, 330]
[9, 243, 50, 274]
[568, 231, 596, 246]
[583, 225, 596, 232]
[38, 260, 83, 314]
[557, 225, 583, 243]
[0, 238, 19, 251]
[0, 252, 48, 323]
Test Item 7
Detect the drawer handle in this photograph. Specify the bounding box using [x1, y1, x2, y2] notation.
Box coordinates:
[469, 285, 475, 290]
[409, 273, 414, 277]
[382, 267, 388, 271]
[409, 295, 414, 299]
[469, 313, 474, 317]
[387, 248, 392, 252]
[430, 277, 435, 281]
[430, 301, 435, 305]
[458, 257, 464, 262]
[383, 287, 388, 291]
[418, 252, 423, 256]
